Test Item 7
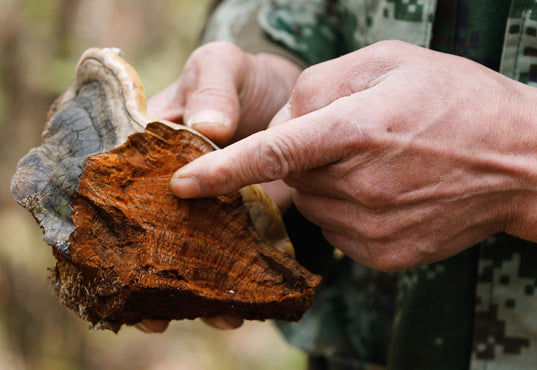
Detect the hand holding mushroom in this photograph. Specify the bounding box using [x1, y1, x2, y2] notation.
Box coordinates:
[169, 41, 537, 272]
[148, 41, 301, 146]
[149, 41, 301, 213]
[12, 46, 320, 333]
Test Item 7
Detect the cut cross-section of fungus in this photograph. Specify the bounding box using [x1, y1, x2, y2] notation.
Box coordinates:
[11, 48, 321, 331]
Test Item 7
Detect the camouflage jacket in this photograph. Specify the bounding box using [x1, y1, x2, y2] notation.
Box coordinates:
[202, 1, 537, 369]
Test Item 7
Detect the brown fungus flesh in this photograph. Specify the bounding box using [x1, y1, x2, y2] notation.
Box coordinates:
[11, 48, 321, 331]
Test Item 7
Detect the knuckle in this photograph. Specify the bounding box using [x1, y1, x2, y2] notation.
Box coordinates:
[372, 251, 408, 272]
[289, 65, 325, 116]
[212, 160, 233, 185]
[356, 181, 395, 209]
[353, 40, 410, 80]
[368, 39, 407, 58]
[362, 234, 430, 272]
[361, 240, 410, 272]
[293, 65, 319, 92]
[255, 136, 294, 181]
[347, 236, 408, 272]
[189, 84, 236, 106]
[358, 213, 392, 241]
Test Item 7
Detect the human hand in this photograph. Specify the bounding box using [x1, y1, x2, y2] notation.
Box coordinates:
[169, 40, 537, 272]
[147, 40, 301, 146]
[149, 40, 298, 211]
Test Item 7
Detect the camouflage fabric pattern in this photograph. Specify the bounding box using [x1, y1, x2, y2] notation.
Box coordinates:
[257, 0, 344, 65]
[258, 0, 437, 64]
[387, 248, 478, 370]
[430, 0, 510, 69]
[202, 0, 537, 369]
[200, 0, 310, 68]
[500, 0, 537, 86]
[471, 235, 537, 369]
[201, 0, 263, 43]
[335, 0, 436, 52]
[277, 256, 396, 369]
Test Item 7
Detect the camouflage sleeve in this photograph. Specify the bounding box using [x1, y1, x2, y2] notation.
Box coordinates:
[200, 0, 310, 68]
[256, 0, 344, 65]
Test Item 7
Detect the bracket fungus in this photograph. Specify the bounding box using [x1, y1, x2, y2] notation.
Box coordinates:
[11, 48, 321, 331]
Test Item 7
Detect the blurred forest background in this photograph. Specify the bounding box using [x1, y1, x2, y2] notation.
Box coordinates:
[0, 0, 306, 369]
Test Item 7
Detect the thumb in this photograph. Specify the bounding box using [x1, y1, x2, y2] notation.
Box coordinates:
[180, 42, 249, 145]
[170, 98, 352, 198]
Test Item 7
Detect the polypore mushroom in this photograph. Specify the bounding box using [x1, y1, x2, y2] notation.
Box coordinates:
[11, 48, 320, 331]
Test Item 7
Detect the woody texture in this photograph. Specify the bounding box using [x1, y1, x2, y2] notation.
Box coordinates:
[11, 48, 320, 332]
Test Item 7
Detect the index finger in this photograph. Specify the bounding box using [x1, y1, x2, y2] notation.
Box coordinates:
[169, 95, 365, 198]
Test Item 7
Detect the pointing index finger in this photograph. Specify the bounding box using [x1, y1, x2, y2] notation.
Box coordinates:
[170, 100, 355, 198]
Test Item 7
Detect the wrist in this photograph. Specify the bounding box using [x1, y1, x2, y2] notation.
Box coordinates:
[499, 82, 537, 242]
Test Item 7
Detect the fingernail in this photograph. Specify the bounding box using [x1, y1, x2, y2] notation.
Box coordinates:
[134, 319, 170, 333]
[186, 109, 229, 130]
[201, 315, 243, 330]
[170, 177, 201, 198]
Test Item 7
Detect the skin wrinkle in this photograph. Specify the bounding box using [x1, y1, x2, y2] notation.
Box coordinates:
[225, 52, 300, 144]
[238, 54, 290, 135]
[339, 137, 411, 204]
[293, 190, 394, 241]
[238, 54, 266, 108]
[254, 130, 296, 181]
[349, 61, 396, 93]
[394, 159, 514, 206]
[289, 62, 353, 116]
[187, 85, 238, 111]
[321, 228, 414, 272]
